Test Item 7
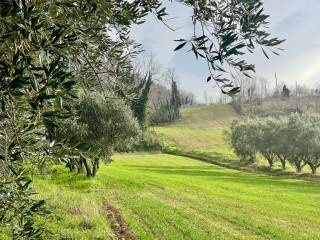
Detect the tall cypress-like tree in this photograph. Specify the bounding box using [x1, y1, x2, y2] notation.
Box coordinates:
[170, 80, 181, 120]
[132, 74, 153, 127]
[281, 85, 290, 99]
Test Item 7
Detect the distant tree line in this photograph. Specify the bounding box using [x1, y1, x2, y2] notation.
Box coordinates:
[234, 74, 320, 106]
[146, 68, 196, 125]
[149, 79, 182, 124]
[226, 114, 320, 174]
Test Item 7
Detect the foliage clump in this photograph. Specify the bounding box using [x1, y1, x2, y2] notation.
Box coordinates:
[281, 85, 290, 99]
[227, 120, 258, 163]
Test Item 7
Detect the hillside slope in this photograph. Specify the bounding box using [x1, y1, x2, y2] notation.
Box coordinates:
[155, 103, 320, 177]
[243, 96, 320, 116]
[29, 104, 320, 239]
[155, 104, 240, 164]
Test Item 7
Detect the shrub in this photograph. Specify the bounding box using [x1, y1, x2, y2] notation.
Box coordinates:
[130, 130, 162, 152]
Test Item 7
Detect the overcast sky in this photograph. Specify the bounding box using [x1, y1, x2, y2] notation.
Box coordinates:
[131, 0, 320, 102]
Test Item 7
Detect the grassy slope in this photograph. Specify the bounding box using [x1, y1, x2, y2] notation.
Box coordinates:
[155, 104, 239, 164]
[35, 153, 320, 240]
[155, 104, 318, 175]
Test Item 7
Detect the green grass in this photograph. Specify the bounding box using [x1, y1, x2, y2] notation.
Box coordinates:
[35, 153, 320, 239]
[31, 103, 320, 239]
[34, 169, 113, 240]
[155, 104, 239, 163]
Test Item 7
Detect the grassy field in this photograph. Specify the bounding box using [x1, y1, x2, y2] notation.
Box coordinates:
[155, 104, 239, 164]
[35, 153, 320, 239]
[34, 170, 113, 239]
[30, 103, 320, 239]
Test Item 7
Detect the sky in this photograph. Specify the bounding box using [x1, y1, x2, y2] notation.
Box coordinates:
[131, 0, 320, 102]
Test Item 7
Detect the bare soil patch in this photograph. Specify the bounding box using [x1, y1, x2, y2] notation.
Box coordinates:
[104, 202, 137, 240]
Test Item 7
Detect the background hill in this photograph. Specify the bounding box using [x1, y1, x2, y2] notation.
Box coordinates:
[155, 104, 239, 165]
[155, 103, 320, 177]
[242, 96, 320, 117]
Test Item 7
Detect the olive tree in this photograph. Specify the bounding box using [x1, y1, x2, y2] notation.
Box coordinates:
[297, 115, 320, 174]
[0, 1, 159, 237]
[306, 143, 320, 174]
[228, 120, 258, 163]
[285, 114, 309, 173]
[254, 118, 278, 167]
[228, 114, 320, 174]
[56, 92, 140, 177]
[270, 117, 290, 169]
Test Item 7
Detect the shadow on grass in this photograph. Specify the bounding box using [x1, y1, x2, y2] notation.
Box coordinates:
[127, 164, 320, 194]
[36, 166, 102, 191]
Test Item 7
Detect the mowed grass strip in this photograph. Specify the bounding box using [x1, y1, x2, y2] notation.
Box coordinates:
[105, 154, 320, 240]
[167, 104, 239, 129]
[36, 153, 320, 239]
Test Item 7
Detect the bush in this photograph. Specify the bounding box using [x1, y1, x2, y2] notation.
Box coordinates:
[130, 130, 162, 152]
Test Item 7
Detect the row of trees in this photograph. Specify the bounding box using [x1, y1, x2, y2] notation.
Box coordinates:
[233, 73, 320, 108]
[227, 114, 320, 174]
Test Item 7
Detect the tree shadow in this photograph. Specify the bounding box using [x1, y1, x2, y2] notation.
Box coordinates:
[163, 147, 320, 184]
[125, 163, 320, 195]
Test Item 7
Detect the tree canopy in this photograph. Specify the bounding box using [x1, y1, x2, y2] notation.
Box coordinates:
[227, 114, 320, 173]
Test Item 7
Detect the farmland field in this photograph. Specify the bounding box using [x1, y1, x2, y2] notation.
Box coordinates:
[4, 2, 319, 240]
[35, 153, 320, 239]
[30, 104, 320, 239]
